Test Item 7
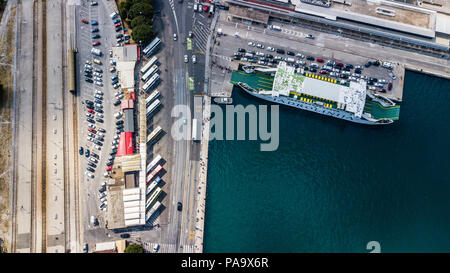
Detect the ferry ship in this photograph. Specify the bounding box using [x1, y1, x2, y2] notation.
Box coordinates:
[231, 62, 400, 125]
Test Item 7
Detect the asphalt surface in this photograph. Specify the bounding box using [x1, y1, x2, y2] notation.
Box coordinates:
[76, 0, 124, 247]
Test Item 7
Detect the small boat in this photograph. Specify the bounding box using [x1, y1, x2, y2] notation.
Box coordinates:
[213, 97, 233, 104]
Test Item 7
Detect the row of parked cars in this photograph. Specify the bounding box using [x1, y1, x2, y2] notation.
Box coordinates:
[236, 44, 394, 93]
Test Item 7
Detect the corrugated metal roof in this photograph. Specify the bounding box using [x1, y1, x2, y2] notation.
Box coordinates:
[124, 109, 134, 132]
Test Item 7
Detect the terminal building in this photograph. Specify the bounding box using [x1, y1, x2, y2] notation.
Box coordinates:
[226, 0, 450, 52]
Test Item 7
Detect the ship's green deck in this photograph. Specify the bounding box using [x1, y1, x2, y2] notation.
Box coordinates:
[231, 70, 400, 120]
[364, 100, 400, 120]
[230, 71, 274, 91]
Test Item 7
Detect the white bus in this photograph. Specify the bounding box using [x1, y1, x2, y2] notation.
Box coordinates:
[147, 126, 163, 144]
[146, 187, 162, 210]
[146, 90, 160, 107]
[146, 154, 162, 173]
[146, 99, 161, 117]
[140, 56, 158, 74]
[142, 74, 160, 92]
[141, 65, 159, 82]
[146, 201, 162, 222]
[146, 176, 161, 196]
[146, 164, 163, 184]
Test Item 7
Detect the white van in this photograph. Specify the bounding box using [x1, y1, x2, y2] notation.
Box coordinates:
[114, 112, 123, 119]
[110, 12, 118, 19]
[269, 25, 281, 31]
[193, 3, 198, 12]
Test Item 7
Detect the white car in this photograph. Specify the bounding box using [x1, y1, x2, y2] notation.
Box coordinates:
[96, 113, 104, 118]
[192, 55, 197, 64]
[94, 77, 102, 82]
[94, 72, 102, 77]
[97, 132, 104, 137]
[389, 72, 396, 80]
[109, 50, 113, 57]
[114, 90, 123, 97]
[113, 135, 120, 140]
[153, 244, 160, 252]
[95, 90, 104, 95]
[110, 67, 116, 73]
[267, 47, 275, 52]
[90, 157, 98, 163]
[248, 41, 256, 47]
[173, 33, 177, 41]
[86, 113, 94, 118]
[86, 136, 94, 142]
[113, 83, 120, 89]
[88, 124, 96, 129]
[296, 53, 305, 59]
[85, 64, 93, 70]
[94, 81, 103, 87]
[256, 43, 264, 49]
[116, 94, 124, 100]
[85, 171, 94, 179]
[95, 103, 102, 108]
[94, 94, 103, 99]
[103, 171, 110, 177]
[98, 192, 106, 199]
[184, 55, 188, 63]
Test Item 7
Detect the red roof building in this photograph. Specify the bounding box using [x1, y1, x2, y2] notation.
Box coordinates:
[117, 132, 134, 157]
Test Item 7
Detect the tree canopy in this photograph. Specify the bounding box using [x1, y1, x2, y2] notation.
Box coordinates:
[127, 2, 153, 19]
[125, 243, 144, 253]
[131, 24, 154, 45]
[130, 15, 151, 29]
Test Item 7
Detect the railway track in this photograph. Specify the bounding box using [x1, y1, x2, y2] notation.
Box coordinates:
[10, 0, 22, 253]
[60, 0, 70, 252]
[39, 0, 48, 252]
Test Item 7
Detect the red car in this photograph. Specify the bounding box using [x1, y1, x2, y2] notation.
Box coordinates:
[106, 166, 113, 172]
[92, 41, 101, 46]
[387, 82, 392, 91]
[114, 22, 122, 27]
[81, 19, 88, 24]
[316, 58, 324, 63]
[204, 5, 209, 12]
[88, 128, 96, 133]
[319, 70, 328, 74]
[335, 62, 344, 67]
[88, 109, 94, 114]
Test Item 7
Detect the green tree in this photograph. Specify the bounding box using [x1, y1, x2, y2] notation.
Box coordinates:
[130, 15, 150, 29]
[131, 24, 153, 45]
[128, 2, 153, 19]
[125, 243, 144, 253]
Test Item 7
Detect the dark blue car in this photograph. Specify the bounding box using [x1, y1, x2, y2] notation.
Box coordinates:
[79, 147, 84, 155]
[85, 149, 90, 158]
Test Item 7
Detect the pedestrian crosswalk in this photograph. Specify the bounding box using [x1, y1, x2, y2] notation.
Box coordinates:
[143, 242, 177, 253]
[142, 242, 195, 253]
[192, 20, 210, 53]
[282, 28, 305, 38]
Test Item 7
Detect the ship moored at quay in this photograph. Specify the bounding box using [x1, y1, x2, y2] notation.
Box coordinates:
[231, 62, 400, 125]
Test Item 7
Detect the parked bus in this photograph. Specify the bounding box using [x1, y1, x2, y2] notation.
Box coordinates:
[141, 65, 159, 82]
[146, 164, 163, 184]
[146, 154, 162, 174]
[143, 37, 161, 57]
[142, 74, 160, 92]
[146, 187, 162, 210]
[146, 176, 161, 196]
[146, 90, 160, 107]
[146, 99, 161, 117]
[146, 201, 162, 222]
[147, 126, 163, 144]
[140, 56, 158, 74]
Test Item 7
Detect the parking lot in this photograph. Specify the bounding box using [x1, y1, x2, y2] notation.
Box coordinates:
[76, 1, 129, 246]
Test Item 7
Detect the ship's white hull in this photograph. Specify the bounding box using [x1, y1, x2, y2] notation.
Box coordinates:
[237, 83, 393, 125]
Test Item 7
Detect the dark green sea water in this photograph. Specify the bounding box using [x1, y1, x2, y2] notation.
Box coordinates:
[203, 71, 450, 253]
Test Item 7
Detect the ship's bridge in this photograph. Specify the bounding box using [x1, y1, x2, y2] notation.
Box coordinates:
[272, 62, 366, 118]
